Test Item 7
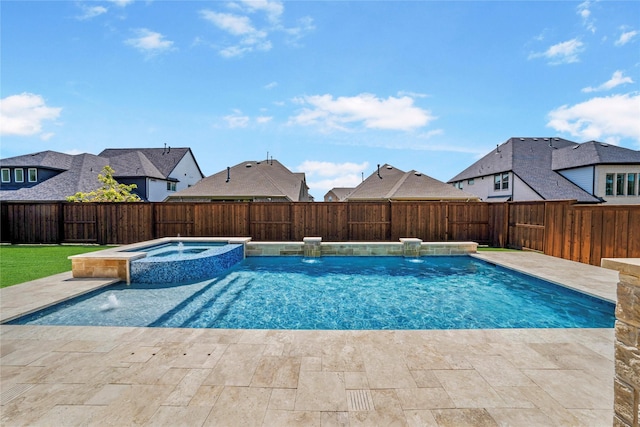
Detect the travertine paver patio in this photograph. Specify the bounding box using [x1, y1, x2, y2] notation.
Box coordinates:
[0, 251, 618, 426]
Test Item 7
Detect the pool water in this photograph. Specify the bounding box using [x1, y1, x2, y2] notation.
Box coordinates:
[8, 256, 614, 330]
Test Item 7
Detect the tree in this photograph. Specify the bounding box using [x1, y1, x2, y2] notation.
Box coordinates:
[67, 165, 142, 202]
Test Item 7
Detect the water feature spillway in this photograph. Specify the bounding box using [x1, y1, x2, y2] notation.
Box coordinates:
[129, 242, 244, 283]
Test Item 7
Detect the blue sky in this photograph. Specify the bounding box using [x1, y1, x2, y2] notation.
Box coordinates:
[1, 0, 639, 200]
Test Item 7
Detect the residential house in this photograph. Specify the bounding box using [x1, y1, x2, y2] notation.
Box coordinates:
[325, 164, 480, 202]
[448, 137, 640, 204]
[165, 159, 313, 202]
[324, 187, 354, 202]
[0, 147, 204, 202]
[99, 147, 204, 201]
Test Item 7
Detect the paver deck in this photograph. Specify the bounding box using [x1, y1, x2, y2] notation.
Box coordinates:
[1, 251, 619, 426]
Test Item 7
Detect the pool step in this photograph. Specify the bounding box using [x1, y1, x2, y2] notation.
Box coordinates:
[147, 273, 253, 328]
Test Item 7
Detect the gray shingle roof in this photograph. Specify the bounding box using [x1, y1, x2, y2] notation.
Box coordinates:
[0, 147, 203, 201]
[347, 164, 480, 201]
[0, 150, 74, 170]
[99, 148, 199, 178]
[325, 187, 355, 201]
[167, 159, 311, 201]
[448, 137, 602, 203]
[0, 154, 109, 201]
[552, 140, 640, 170]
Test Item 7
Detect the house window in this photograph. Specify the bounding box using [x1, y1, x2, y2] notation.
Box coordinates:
[494, 175, 501, 190]
[167, 182, 176, 191]
[1, 168, 9, 183]
[468, 178, 474, 185]
[606, 174, 614, 196]
[628, 173, 637, 196]
[616, 173, 625, 196]
[28, 168, 37, 182]
[14, 169, 24, 183]
[501, 173, 509, 190]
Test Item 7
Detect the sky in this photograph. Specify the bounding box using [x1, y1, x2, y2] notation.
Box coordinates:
[1, 0, 639, 200]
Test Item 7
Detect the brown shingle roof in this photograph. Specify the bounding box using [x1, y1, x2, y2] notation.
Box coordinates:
[346, 164, 480, 201]
[168, 159, 311, 201]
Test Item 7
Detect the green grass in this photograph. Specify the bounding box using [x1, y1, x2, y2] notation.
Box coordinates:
[0, 245, 111, 288]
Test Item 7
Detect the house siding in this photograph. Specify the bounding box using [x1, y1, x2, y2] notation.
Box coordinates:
[558, 166, 594, 194]
[595, 164, 640, 205]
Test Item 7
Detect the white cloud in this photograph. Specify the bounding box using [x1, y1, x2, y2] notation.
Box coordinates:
[582, 70, 634, 93]
[224, 110, 250, 128]
[76, 5, 108, 21]
[125, 29, 174, 56]
[289, 93, 435, 132]
[199, 2, 312, 57]
[296, 160, 369, 199]
[529, 38, 584, 65]
[256, 116, 273, 124]
[615, 30, 638, 46]
[264, 81, 278, 90]
[200, 10, 272, 57]
[238, 0, 284, 23]
[547, 93, 640, 145]
[0, 93, 62, 137]
[577, 1, 596, 33]
[107, 0, 134, 6]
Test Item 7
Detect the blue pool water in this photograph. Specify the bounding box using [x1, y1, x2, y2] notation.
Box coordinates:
[8, 256, 614, 330]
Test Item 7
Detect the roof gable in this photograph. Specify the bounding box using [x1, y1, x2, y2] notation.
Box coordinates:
[99, 147, 194, 178]
[552, 140, 640, 170]
[0, 150, 74, 170]
[169, 159, 310, 201]
[347, 164, 479, 201]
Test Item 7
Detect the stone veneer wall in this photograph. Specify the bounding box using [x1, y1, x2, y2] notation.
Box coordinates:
[245, 239, 477, 257]
[601, 258, 640, 427]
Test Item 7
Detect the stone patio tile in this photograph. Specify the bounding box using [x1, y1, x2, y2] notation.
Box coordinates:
[410, 370, 442, 388]
[515, 384, 586, 425]
[188, 385, 224, 407]
[145, 405, 212, 427]
[202, 343, 264, 386]
[84, 384, 175, 426]
[31, 404, 103, 427]
[85, 383, 131, 405]
[262, 409, 321, 426]
[164, 368, 212, 406]
[433, 370, 506, 408]
[300, 356, 322, 371]
[404, 409, 439, 427]
[523, 368, 613, 410]
[465, 354, 536, 387]
[294, 371, 347, 411]
[432, 408, 498, 427]
[395, 387, 454, 409]
[250, 356, 300, 388]
[486, 407, 554, 426]
[321, 411, 350, 426]
[487, 342, 560, 369]
[268, 387, 297, 410]
[568, 408, 613, 426]
[348, 389, 408, 426]
[203, 386, 271, 426]
[344, 371, 369, 389]
[403, 344, 453, 370]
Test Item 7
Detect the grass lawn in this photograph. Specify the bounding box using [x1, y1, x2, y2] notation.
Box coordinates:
[0, 245, 111, 288]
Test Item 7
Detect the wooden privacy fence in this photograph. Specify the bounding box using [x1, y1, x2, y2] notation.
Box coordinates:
[1, 200, 639, 266]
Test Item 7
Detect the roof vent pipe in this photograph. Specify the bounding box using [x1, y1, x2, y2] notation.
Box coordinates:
[226, 167, 230, 183]
[496, 144, 500, 153]
[377, 164, 382, 179]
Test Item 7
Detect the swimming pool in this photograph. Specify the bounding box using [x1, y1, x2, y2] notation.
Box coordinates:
[8, 256, 614, 330]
